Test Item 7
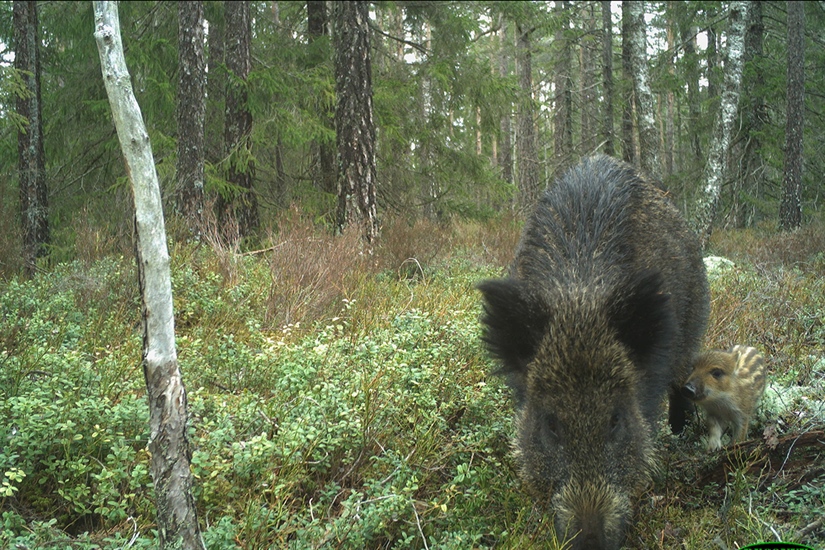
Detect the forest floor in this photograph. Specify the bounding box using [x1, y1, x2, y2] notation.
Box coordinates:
[1, 214, 824, 549]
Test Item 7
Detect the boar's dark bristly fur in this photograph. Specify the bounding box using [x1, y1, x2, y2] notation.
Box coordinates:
[478, 156, 709, 550]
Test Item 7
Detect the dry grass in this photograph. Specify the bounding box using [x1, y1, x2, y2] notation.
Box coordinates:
[709, 220, 825, 271]
[260, 208, 372, 329]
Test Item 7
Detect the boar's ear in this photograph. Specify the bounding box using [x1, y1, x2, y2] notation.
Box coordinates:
[610, 269, 676, 368]
[477, 278, 549, 374]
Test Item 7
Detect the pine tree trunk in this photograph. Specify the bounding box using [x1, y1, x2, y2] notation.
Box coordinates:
[693, 1, 749, 247]
[580, 3, 597, 155]
[626, 0, 659, 177]
[779, 1, 805, 231]
[333, 0, 378, 242]
[204, 2, 224, 163]
[553, 0, 573, 177]
[498, 15, 513, 185]
[308, 0, 337, 195]
[601, 0, 615, 157]
[93, 3, 204, 549]
[175, 0, 206, 235]
[664, 10, 675, 178]
[14, 0, 49, 277]
[516, 21, 540, 213]
[620, 1, 635, 165]
[219, 0, 258, 240]
[677, 2, 702, 168]
[419, 19, 435, 219]
[730, 0, 766, 227]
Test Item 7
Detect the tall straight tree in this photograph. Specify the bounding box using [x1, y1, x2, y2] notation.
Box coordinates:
[307, 0, 336, 195]
[664, 9, 675, 177]
[601, 0, 615, 157]
[693, 1, 749, 247]
[579, 3, 597, 155]
[677, 2, 702, 167]
[219, 0, 258, 240]
[332, 1, 378, 242]
[516, 21, 539, 212]
[731, 0, 766, 227]
[14, 0, 48, 277]
[620, 1, 635, 165]
[93, 3, 205, 549]
[204, 2, 224, 162]
[625, 0, 659, 177]
[175, 0, 206, 234]
[779, 1, 805, 231]
[498, 15, 513, 185]
[553, 0, 572, 176]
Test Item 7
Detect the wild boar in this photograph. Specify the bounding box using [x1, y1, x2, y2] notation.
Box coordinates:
[681, 345, 767, 451]
[478, 156, 709, 550]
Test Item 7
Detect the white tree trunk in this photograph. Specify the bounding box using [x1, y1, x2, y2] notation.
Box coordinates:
[694, 1, 749, 247]
[93, 2, 204, 548]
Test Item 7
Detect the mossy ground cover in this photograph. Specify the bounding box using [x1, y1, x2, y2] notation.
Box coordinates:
[1, 219, 823, 549]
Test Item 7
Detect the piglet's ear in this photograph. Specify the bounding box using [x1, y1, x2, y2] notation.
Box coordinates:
[609, 269, 676, 369]
[477, 278, 549, 374]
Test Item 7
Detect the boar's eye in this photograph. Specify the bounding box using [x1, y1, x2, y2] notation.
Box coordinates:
[711, 368, 725, 379]
[609, 411, 622, 434]
[543, 414, 561, 443]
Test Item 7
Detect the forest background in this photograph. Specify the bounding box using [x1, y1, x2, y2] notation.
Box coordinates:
[1, 1, 824, 549]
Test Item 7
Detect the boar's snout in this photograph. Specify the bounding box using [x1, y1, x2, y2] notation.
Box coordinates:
[564, 517, 609, 550]
[554, 479, 628, 550]
[681, 380, 698, 399]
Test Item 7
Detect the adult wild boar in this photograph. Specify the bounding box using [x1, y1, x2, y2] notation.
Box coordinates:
[478, 156, 709, 550]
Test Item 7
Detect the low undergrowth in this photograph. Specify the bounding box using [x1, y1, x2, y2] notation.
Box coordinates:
[1, 220, 823, 549]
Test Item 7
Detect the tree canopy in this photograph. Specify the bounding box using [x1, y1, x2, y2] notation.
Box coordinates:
[0, 0, 823, 271]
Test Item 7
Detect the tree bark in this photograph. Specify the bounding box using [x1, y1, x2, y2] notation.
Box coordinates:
[332, 0, 379, 242]
[693, 1, 749, 248]
[580, 3, 597, 155]
[516, 21, 540, 213]
[620, 1, 635, 165]
[307, 0, 337, 195]
[205, 2, 224, 163]
[498, 15, 513, 185]
[14, 0, 48, 277]
[601, 0, 615, 157]
[677, 2, 702, 167]
[626, 0, 659, 177]
[706, 16, 719, 111]
[779, 1, 805, 231]
[93, 3, 204, 549]
[219, 0, 258, 240]
[553, 0, 573, 177]
[731, 0, 766, 227]
[175, 0, 206, 235]
[664, 9, 675, 178]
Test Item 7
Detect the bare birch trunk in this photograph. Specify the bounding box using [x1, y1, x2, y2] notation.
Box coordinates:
[93, 3, 204, 548]
[693, 1, 749, 248]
